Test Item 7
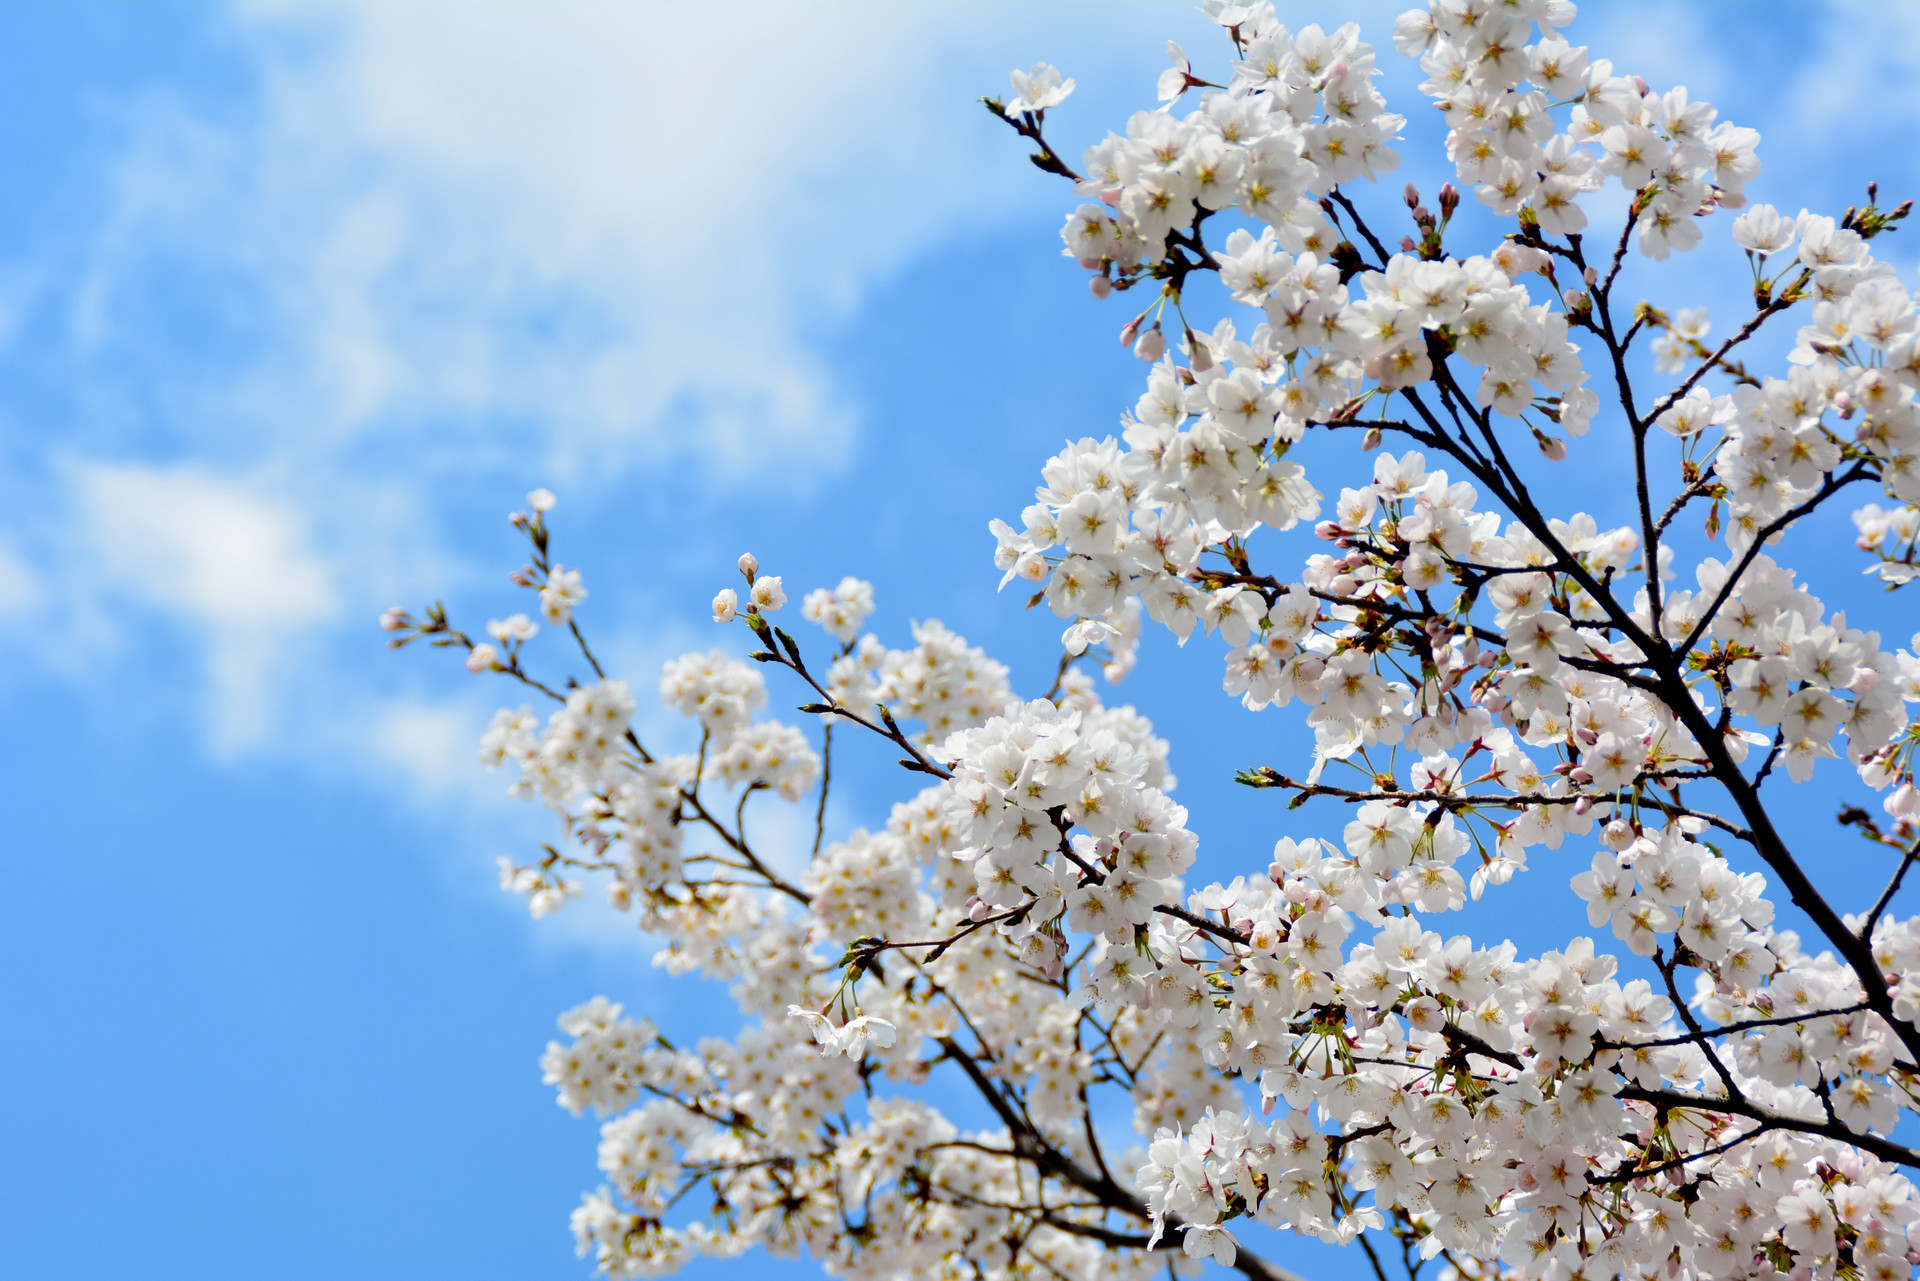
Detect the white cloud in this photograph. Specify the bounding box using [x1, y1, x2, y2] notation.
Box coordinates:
[26, 0, 1177, 765]
[0, 538, 43, 619]
[89, 0, 1085, 483]
[73, 461, 337, 752]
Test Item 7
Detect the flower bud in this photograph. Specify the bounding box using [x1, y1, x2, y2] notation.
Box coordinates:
[465, 642, 499, 673]
[1134, 324, 1166, 362]
[1538, 435, 1567, 461]
[1887, 782, 1920, 818]
[1399, 235, 1417, 253]
[1188, 332, 1213, 371]
[1438, 183, 1459, 218]
[737, 552, 759, 581]
[1078, 256, 1102, 270]
[379, 607, 409, 632]
[1089, 274, 1113, 299]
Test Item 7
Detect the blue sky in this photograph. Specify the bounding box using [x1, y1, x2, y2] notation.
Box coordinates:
[6, 4, 1920, 1280]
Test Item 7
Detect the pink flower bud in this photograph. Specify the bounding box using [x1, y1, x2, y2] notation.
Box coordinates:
[1539, 435, 1567, 461]
[1188, 334, 1213, 372]
[1120, 317, 1142, 347]
[1134, 324, 1166, 362]
[737, 552, 759, 580]
[1089, 275, 1113, 299]
[1078, 256, 1102, 270]
[379, 607, 409, 632]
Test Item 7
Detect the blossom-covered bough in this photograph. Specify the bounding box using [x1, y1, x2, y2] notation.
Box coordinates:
[388, 3, 1920, 1278]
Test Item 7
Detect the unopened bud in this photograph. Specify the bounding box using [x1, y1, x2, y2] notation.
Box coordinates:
[737, 552, 759, 581]
[1134, 324, 1166, 362]
[1362, 426, 1383, 451]
[1438, 183, 1459, 218]
[1078, 256, 1102, 270]
[1089, 274, 1113, 299]
[1538, 435, 1567, 461]
[1583, 266, 1598, 285]
[1404, 183, 1420, 208]
[1188, 332, 1213, 371]
[1119, 317, 1142, 347]
[1399, 235, 1417, 253]
[1314, 520, 1343, 541]
[379, 607, 409, 632]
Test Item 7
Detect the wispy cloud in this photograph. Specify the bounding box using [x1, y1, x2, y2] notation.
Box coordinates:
[72, 461, 338, 752]
[21, 0, 1152, 761]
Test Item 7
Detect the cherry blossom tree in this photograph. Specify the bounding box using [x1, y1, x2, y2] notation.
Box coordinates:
[387, 4, 1920, 1278]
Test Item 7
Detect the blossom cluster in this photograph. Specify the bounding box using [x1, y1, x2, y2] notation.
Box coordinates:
[388, 2, 1920, 1279]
